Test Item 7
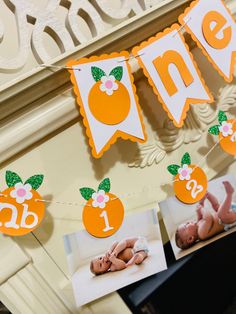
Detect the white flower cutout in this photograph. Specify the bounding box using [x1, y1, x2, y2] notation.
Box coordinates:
[10, 183, 33, 204]
[178, 164, 193, 181]
[219, 121, 233, 137]
[100, 75, 118, 96]
[92, 190, 109, 209]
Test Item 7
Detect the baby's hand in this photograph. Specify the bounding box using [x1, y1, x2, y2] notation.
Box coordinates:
[104, 250, 111, 261]
[109, 253, 116, 262]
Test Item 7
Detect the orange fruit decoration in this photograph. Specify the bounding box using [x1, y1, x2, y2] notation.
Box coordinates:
[80, 178, 124, 238]
[88, 66, 131, 125]
[0, 171, 45, 236]
[209, 111, 236, 156]
[167, 153, 208, 204]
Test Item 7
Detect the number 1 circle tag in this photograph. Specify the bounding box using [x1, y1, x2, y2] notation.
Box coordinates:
[167, 153, 208, 204]
[80, 178, 124, 238]
[0, 171, 45, 236]
[209, 112, 236, 156]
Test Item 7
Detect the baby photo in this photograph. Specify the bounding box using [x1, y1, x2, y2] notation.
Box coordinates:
[63, 209, 167, 307]
[159, 174, 236, 260]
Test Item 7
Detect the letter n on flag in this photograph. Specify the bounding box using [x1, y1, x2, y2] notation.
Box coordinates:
[133, 24, 213, 128]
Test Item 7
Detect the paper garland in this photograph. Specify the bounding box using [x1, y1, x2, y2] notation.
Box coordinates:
[167, 153, 208, 204]
[0, 171, 45, 236]
[66, 0, 236, 158]
[208, 111, 236, 156]
[80, 178, 124, 238]
[68, 52, 146, 158]
[132, 24, 213, 128]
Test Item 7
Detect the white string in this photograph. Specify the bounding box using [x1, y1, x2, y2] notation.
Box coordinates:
[39, 64, 81, 71]
[117, 53, 145, 63]
[173, 17, 192, 37]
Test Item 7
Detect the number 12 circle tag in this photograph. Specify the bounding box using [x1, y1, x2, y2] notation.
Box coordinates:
[80, 178, 124, 238]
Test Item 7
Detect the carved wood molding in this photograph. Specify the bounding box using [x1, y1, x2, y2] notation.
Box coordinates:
[129, 85, 236, 168]
[0, 0, 191, 117]
[0, 264, 73, 314]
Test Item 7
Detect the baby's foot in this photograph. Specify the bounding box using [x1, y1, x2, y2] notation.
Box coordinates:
[199, 194, 207, 206]
[126, 254, 140, 267]
[223, 181, 235, 195]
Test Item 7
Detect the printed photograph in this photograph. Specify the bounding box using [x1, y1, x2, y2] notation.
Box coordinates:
[159, 174, 236, 260]
[63, 209, 167, 306]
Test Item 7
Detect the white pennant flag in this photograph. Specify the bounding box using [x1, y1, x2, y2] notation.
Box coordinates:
[68, 53, 146, 158]
[179, 0, 236, 82]
[133, 25, 213, 127]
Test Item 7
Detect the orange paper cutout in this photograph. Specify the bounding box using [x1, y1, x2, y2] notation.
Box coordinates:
[202, 11, 232, 50]
[88, 79, 131, 125]
[0, 188, 45, 236]
[83, 192, 124, 238]
[219, 119, 236, 156]
[67, 52, 147, 158]
[174, 165, 208, 204]
[179, 0, 236, 83]
[132, 24, 213, 128]
[153, 50, 194, 97]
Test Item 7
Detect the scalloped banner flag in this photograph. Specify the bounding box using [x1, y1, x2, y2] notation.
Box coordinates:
[132, 24, 213, 128]
[179, 0, 236, 83]
[67, 52, 146, 158]
[0, 171, 45, 236]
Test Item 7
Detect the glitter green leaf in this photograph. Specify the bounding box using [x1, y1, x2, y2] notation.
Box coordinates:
[208, 125, 220, 136]
[91, 66, 106, 82]
[80, 187, 96, 201]
[98, 178, 111, 193]
[181, 153, 191, 166]
[218, 111, 228, 125]
[25, 175, 44, 190]
[109, 66, 123, 81]
[167, 165, 180, 176]
[6, 171, 23, 187]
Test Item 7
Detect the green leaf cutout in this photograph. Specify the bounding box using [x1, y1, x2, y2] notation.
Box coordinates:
[109, 66, 123, 81]
[167, 165, 180, 176]
[218, 111, 228, 125]
[181, 153, 191, 166]
[6, 171, 23, 187]
[208, 125, 220, 136]
[25, 175, 44, 190]
[98, 178, 111, 193]
[91, 66, 106, 82]
[80, 187, 96, 201]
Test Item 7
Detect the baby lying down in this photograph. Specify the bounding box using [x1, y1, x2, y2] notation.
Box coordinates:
[90, 237, 148, 276]
[175, 181, 236, 250]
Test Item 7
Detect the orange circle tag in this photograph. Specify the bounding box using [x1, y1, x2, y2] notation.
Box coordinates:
[219, 119, 236, 156]
[83, 192, 124, 238]
[0, 187, 45, 236]
[174, 165, 208, 204]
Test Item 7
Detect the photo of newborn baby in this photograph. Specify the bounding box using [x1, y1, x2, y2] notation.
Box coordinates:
[90, 237, 149, 275]
[159, 174, 236, 260]
[63, 209, 167, 307]
[176, 181, 236, 249]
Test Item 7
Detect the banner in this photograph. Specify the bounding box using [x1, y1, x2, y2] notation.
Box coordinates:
[67, 0, 236, 158]
[68, 52, 146, 158]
